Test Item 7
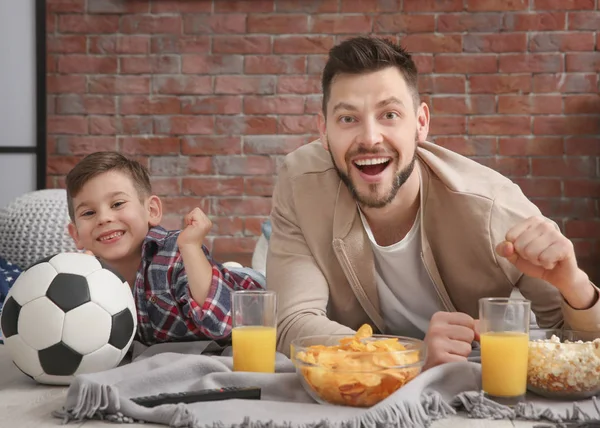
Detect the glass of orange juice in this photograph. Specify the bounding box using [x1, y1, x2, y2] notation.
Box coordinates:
[231, 290, 277, 373]
[479, 297, 531, 405]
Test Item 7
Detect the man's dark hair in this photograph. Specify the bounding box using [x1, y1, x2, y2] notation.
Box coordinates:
[321, 37, 420, 115]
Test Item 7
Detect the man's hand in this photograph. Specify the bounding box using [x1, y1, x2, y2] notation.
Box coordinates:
[496, 216, 595, 309]
[423, 311, 478, 370]
[177, 207, 212, 249]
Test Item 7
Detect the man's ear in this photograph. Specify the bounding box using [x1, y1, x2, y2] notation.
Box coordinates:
[317, 113, 329, 151]
[416, 102, 430, 143]
[67, 222, 84, 251]
[147, 195, 163, 227]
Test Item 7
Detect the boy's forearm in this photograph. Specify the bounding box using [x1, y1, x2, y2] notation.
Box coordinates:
[179, 244, 213, 305]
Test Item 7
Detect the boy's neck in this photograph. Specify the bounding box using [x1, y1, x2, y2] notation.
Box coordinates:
[103, 253, 142, 290]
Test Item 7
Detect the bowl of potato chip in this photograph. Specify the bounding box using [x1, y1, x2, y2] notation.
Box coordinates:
[290, 324, 426, 407]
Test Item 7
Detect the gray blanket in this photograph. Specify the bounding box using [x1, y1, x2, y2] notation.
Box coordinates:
[55, 341, 600, 428]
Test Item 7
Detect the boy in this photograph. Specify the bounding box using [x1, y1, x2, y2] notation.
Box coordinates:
[66, 151, 264, 345]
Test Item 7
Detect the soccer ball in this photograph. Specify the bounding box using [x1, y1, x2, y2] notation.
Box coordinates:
[0, 252, 137, 385]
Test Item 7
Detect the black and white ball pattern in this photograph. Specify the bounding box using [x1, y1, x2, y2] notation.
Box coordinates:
[0, 252, 137, 385]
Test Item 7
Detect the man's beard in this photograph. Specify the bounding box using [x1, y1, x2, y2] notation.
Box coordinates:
[329, 143, 417, 209]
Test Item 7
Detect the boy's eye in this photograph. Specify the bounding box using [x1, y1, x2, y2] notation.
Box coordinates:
[81, 211, 94, 217]
[112, 201, 125, 208]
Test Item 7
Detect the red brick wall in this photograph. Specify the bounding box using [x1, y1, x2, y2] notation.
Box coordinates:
[46, 0, 599, 281]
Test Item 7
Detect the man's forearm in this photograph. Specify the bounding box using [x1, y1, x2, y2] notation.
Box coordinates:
[179, 244, 213, 305]
[558, 269, 598, 310]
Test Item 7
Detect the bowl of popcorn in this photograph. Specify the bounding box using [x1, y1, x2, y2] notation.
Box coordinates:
[290, 324, 426, 407]
[528, 329, 600, 399]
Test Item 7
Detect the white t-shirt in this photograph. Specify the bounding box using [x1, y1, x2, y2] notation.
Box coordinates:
[359, 209, 444, 339]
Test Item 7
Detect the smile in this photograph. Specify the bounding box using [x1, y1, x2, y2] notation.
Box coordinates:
[353, 157, 391, 176]
[98, 231, 124, 242]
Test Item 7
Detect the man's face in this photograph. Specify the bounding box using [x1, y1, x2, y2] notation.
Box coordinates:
[318, 67, 429, 208]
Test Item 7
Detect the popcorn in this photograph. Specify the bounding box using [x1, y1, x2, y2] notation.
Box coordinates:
[528, 334, 600, 395]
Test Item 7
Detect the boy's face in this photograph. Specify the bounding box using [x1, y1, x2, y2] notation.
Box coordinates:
[68, 170, 162, 264]
[318, 66, 430, 209]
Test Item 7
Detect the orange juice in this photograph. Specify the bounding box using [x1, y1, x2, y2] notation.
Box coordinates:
[232, 326, 277, 373]
[480, 331, 529, 397]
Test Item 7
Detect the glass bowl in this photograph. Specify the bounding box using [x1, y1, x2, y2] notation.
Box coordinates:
[527, 328, 600, 399]
[290, 334, 426, 407]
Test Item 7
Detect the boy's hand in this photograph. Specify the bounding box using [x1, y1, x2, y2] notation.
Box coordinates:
[177, 207, 212, 249]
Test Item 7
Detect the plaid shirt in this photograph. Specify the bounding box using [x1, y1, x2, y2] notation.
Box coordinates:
[134, 226, 263, 345]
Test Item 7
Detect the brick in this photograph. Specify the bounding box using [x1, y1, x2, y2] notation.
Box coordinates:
[248, 14, 308, 33]
[568, 12, 600, 30]
[153, 76, 212, 95]
[566, 220, 600, 238]
[214, 156, 275, 175]
[181, 96, 243, 115]
[120, 16, 182, 34]
[150, 156, 191, 176]
[150, 178, 181, 196]
[532, 157, 596, 177]
[419, 75, 466, 93]
[275, 0, 338, 13]
[409, 55, 432, 74]
[89, 76, 150, 94]
[474, 157, 530, 176]
[245, 177, 276, 196]
[210, 218, 245, 236]
[565, 138, 600, 155]
[183, 14, 247, 34]
[466, 0, 528, 10]
[497, 95, 562, 114]
[182, 55, 242, 74]
[401, 34, 462, 53]
[47, 75, 86, 94]
[429, 117, 467, 135]
[160, 216, 183, 230]
[310, 15, 372, 34]
[469, 116, 531, 135]
[47, 96, 56, 115]
[566, 53, 600, 72]
[161, 197, 211, 216]
[55, 136, 117, 155]
[151, 1, 213, 12]
[188, 157, 214, 175]
[437, 14, 503, 32]
[58, 15, 119, 33]
[47, 35, 86, 53]
[513, 178, 562, 197]
[215, 0, 274, 12]
[183, 178, 245, 196]
[119, 96, 180, 115]
[215, 76, 276, 94]
[432, 95, 496, 115]
[212, 237, 260, 254]
[533, 198, 597, 219]
[57, 94, 116, 115]
[244, 217, 269, 235]
[215, 116, 278, 135]
[120, 55, 180, 74]
[469, 75, 531, 94]
[274, 36, 335, 54]
[534, 116, 599, 135]
[502, 12, 566, 31]
[533, 74, 598, 93]
[47, 155, 84, 174]
[464, 34, 527, 53]
[498, 137, 564, 156]
[277, 75, 321, 94]
[278, 115, 317, 134]
[375, 15, 435, 33]
[530, 33, 595, 52]
[181, 136, 242, 155]
[47, 56, 57, 74]
[499, 54, 562, 73]
[244, 96, 305, 114]
[213, 36, 272, 54]
[245, 55, 306, 74]
[89, 116, 118, 135]
[434, 55, 497, 73]
[151, 35, 210, 54]
[307, 55, 328, 74]
[47, 116, 87, 134]
[213, 198, 272, 216]
[154, 116, 214, 135]
[403, 0, 463, 12]
[47, 0, 84, 13]
[305, 96, 323, 114]
[433, 137, 497, 156]
[120, 117, 153, 134]
[340, 0, 401, 12]
[534, 0, 595, 9]
[119, 137, 181, 155]
[47, 14, 56, 33]
[89, 35, 150, 54]
[244, 135, 309, 154]
[565, 180, 600, 198]
[89, 0, 149, 13]
[563, 94, 600, 114]
[57, 56, 117, 73]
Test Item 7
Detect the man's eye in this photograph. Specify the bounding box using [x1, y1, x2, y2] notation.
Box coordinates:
[383, 112, 399, 120]
[339, 116, 355, 124]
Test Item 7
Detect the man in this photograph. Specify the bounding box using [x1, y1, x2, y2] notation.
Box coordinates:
[266, 36, 600, 369]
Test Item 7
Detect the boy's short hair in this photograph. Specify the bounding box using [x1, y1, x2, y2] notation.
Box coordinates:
[66, 151, 152, 221]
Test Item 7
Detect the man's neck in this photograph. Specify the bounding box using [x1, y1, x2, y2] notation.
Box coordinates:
[361, 164, 421, 247]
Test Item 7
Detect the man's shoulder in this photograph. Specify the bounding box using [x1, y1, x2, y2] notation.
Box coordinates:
[280, 140, 336, 179]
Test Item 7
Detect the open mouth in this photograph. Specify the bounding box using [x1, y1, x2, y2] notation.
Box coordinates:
[97, 231, 124, 242]
[353, 157, 391, 176]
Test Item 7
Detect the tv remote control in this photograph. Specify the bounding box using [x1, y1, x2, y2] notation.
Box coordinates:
[130, 387, 261, 407]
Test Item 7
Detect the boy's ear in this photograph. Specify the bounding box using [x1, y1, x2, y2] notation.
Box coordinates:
[67, 222, 85, 251]
[147, 195, 163, 227]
